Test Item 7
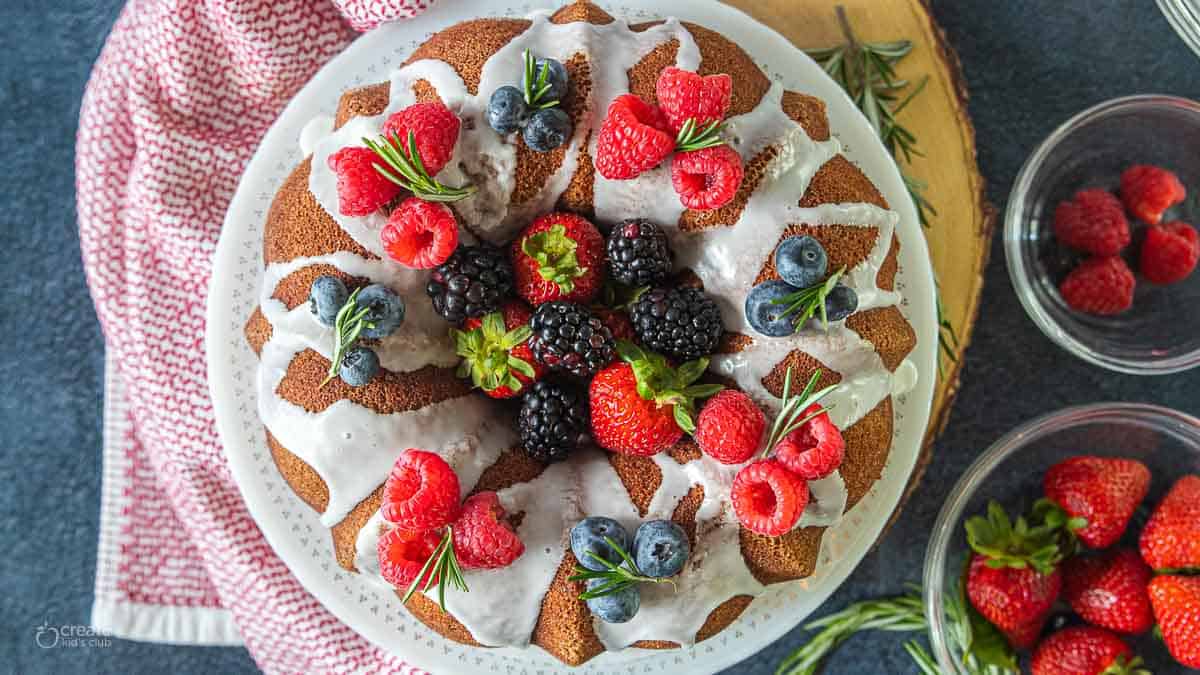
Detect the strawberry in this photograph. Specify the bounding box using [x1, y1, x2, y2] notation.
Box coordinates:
[967, 553, 1061, 650]
[1147, 575, 1200, 669]
[1030, 626, 1144, 675]
[1043, 455, 1150, 549]
[655, 66, 733, 134]
[1062, 549, 1154, 634]
[591, 306, 636, 342]
[589, 341, 723, 456]
[1120, 164, 1186, 226]
[965, 501, 1075, 649]
[594, 94, 675, 180]
[512, 212, 604, 306]
[1139, 474, 1200, 570]
[453, 301, 543, 399]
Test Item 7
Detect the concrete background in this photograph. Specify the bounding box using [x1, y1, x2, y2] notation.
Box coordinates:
[2, 1, 1198, 673]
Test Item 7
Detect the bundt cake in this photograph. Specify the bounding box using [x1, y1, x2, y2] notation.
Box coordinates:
[243, 0, 920, 666]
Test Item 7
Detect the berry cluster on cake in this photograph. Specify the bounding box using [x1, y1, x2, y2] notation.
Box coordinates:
[243, 0, 919, 665]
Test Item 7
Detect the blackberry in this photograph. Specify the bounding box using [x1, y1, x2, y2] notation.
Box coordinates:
[606, 219, 673, 286]
[528, 301, 615, 377]
[426, 244, 514, 325]
[518, 381, 589, 463]
[630, 286, 724, 361]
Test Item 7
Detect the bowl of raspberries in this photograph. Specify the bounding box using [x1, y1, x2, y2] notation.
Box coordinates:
[923, 402, 1200, 674]
[1005, 95, 1200, 374]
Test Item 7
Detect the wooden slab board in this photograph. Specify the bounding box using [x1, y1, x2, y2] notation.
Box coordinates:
[721, 0, 995, 506]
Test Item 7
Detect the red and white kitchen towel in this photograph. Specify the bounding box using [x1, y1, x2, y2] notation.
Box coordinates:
[78, 0, 433, 670]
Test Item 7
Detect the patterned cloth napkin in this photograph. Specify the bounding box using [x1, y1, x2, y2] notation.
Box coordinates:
[77, 0, 433, 670]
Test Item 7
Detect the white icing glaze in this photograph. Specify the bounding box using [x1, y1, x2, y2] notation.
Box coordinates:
[258, 8, 919, 652]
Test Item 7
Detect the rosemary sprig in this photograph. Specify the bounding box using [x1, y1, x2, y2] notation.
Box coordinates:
[523, 49, 560, 110]
[776, 583, 1018, 675]
[760, 368, 838, 459]
[770, 267, 846, 329]
[804, 6, 936, 228]
[363, 130, 476, 203]
[321, 287, 374, 387]
[675, 118, 726, 152]
[402, 529, 469, 612]
[568, 536, 676, 600]
[935, 283, 960, 379]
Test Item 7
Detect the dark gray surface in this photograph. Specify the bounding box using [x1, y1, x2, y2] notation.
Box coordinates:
[2, 1, 1198, 673]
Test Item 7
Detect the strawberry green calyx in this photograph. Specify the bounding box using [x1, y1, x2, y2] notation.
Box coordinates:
[521, 223, 588, 294]
[614, 340, 723, 433]
[965, 499, 1081, 576]
[453, 312, 535, 394]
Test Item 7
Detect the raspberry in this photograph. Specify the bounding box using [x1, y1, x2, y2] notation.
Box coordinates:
[381, 102, 461, 176]
[695, 390, 766, 465]
[381, 449, 461, 533]
[655, 66, 733, 133]
[731, 459, 808, 536]
[1120, 164, 1186, 225]
[1059, 256, 1135, 316]
[594, 94, 675, 180]
[512, 212, 605, 306]
[1140, 221, 1199, 284]
[380, 197, 459, 269]
[451, 491, 525, 569]
[327, 146, 401, 216]
[671, 145, 744, 210]
[1052, 189, 1131, 256]
[773, 404, 846, 480]
[377, 527, 442, 590]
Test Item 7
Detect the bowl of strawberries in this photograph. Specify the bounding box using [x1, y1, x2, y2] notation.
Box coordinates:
[1005, 95, 1200, 374]
[923, 402, 1200, 674]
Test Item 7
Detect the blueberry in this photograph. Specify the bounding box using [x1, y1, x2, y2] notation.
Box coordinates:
[632, 520, 689, 578]
[339, 346, 379, 387]
[487, 85, 530, 134]
[309, 275, 349, 327]
[745, 280, 799, 337]
[585, 579, 640, 623]
[775, 235, 828, 289]
[524, 57, 569, 104]
[356, 284, 405, 339]
[824, 285, 858, 322]
[523, 107, 572, 152]
[570, 517, 631, 571]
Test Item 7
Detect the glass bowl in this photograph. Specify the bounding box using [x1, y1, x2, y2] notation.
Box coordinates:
[1158, 0, 1200, 59]
[923, 403, 1200, 673]
[1004, 95, 1200, 375]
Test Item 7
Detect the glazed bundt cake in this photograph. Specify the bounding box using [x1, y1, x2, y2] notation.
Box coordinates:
[244, 0, 919, 666]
